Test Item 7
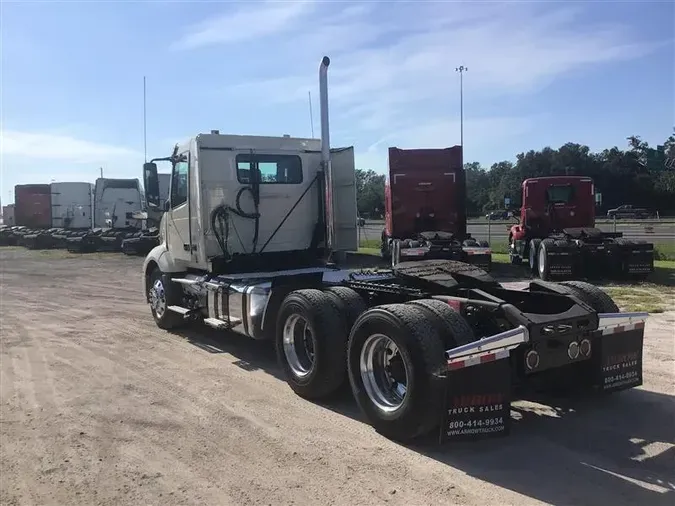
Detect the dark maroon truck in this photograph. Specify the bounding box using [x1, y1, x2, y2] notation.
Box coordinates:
[14, 184, 52, 228]
[380, 146, 492, 270]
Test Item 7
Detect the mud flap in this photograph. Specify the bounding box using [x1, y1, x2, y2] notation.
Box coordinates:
[440, 357, 512, 442]
[462, 247, 492, 272]
[593, 314, 647, 392]
[439, 325, 529, 443]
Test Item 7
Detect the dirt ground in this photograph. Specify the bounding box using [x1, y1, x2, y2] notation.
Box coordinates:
[1, 248, 673, 506]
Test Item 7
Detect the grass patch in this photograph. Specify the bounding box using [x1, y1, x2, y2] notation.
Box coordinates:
[357, 247, 380, 256]
[604, 261, 675, 312]
[603, 286, 672, 313]
[654, 242, 675, 261]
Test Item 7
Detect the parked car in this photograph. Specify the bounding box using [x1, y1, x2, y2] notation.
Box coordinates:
[606, 205, 651, 220]
[485, 210, 513, 220]
[357, 216, 366, 227]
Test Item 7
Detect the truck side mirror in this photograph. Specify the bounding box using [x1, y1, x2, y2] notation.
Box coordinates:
[143, 162, 160, 208]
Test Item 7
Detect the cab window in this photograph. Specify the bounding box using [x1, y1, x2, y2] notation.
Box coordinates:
[236, 154, 303, 184]
[546, 185, 574, 204]
[171, 157, 189, 208]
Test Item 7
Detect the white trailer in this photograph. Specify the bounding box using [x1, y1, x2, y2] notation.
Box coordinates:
[50, 182, 94, 229]
[2, 204, 15, 226]
[93, 178, 143, 229]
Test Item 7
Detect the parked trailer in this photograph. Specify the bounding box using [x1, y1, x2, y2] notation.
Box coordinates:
[141, 56, 648, 443]
[50, 182, 94, 229]
[380, 147, 492, 271]
[93, 178, 144, 229]
[508, 176, 655, 281]
[15, 184, 52, 228]
[2, 204, 15, 226]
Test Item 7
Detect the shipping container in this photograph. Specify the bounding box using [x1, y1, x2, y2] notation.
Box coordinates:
[93, 178, 143, 229]
[15, 184, 52, 228]
[50, 182, 95, 229]
[2, 204, 15, 226]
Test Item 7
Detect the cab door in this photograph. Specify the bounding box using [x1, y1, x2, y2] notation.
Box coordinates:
[166, 152, 193, 266]
[330, 147, 358, 252]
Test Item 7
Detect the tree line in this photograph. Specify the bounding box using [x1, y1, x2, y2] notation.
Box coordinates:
[356, 134, 675, 218]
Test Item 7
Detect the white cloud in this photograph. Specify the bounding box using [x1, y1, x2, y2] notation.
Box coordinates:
[0, 131, 140, 164]
[171, 0, 316, 51]
[183, 1, 659, 168]
[354, 116, 535, 171]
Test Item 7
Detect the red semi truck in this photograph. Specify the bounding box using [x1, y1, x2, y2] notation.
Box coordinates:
[508, 176, 654, 280]
[380, 146, 492, 271]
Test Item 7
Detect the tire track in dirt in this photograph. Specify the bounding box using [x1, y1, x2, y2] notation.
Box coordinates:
[2, 249, 674, 506]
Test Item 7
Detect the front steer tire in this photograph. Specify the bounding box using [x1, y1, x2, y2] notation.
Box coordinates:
[347, 304, 446, 442]
[148, 267, 185, 330]
[276, 289, 348, 400]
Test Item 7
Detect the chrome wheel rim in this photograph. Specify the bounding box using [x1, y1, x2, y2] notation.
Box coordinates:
[150, 278, 166, 317]
[360, 334, 409, 413]
[283, 314, 315, 378]
[538, 245, 546, 276]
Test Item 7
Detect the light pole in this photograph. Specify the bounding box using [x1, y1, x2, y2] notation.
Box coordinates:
[455, 65, 468, 151]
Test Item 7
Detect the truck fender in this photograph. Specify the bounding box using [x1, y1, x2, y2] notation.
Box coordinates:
[142, 244, 185, 301]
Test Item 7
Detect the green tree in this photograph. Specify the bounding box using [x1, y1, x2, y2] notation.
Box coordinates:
[354, 131, 675, 220]
[355, 169, 385, 218]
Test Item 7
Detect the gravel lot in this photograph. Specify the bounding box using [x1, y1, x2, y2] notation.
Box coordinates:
[1, 248, 673, 506]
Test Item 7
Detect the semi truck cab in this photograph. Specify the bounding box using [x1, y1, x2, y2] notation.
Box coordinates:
[142, 137, 358, 274]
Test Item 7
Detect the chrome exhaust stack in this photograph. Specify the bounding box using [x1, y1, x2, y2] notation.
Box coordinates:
[319, 55, 334, 253]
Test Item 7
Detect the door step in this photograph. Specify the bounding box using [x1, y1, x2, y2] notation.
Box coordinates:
[167, 305, 201, 320]
[167, 306, 242, 328]
[168, 305, 190, 314]
[204, 317, 242, 330]
[172, 278, 200, 286]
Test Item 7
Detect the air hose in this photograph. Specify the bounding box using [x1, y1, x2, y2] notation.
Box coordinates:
[211, 185, 260, 260]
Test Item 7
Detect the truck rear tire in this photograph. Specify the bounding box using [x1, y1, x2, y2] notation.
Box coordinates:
[537, 239, 554, 281]
[528, 238, 542, 274]
[347, 304, 446, 442]
[276, 289, 348, 400]
[557, 281, 619, 313]
[148, 267, 185, 330]
[323, 286, 367, 334]
[407, 299, 475, 348]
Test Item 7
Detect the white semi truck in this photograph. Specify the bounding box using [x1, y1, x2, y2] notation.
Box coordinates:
[93, 178, 144, 229]
[50, 182, 94, 229]
[141, 56, 648, 443]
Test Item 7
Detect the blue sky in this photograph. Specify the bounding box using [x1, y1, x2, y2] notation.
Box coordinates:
[1, 0, 673, 205]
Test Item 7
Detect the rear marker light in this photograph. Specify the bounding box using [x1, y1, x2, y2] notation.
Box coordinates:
[579, 339, 591, 357]
[567, 341, 580, 360]
[525, 350, 540, 370]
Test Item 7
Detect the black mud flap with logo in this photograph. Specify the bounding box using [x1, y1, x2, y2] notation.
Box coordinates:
[593, 324, 645, 393]
[439, 358, 512, 443]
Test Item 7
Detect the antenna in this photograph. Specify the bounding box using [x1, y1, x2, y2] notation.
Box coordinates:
[308, 90, 315, 138]
[143, 76, 148, 162]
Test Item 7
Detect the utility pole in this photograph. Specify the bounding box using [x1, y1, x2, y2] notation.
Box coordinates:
[143, 76, 148, 162]
[455, 66, 468, 152]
